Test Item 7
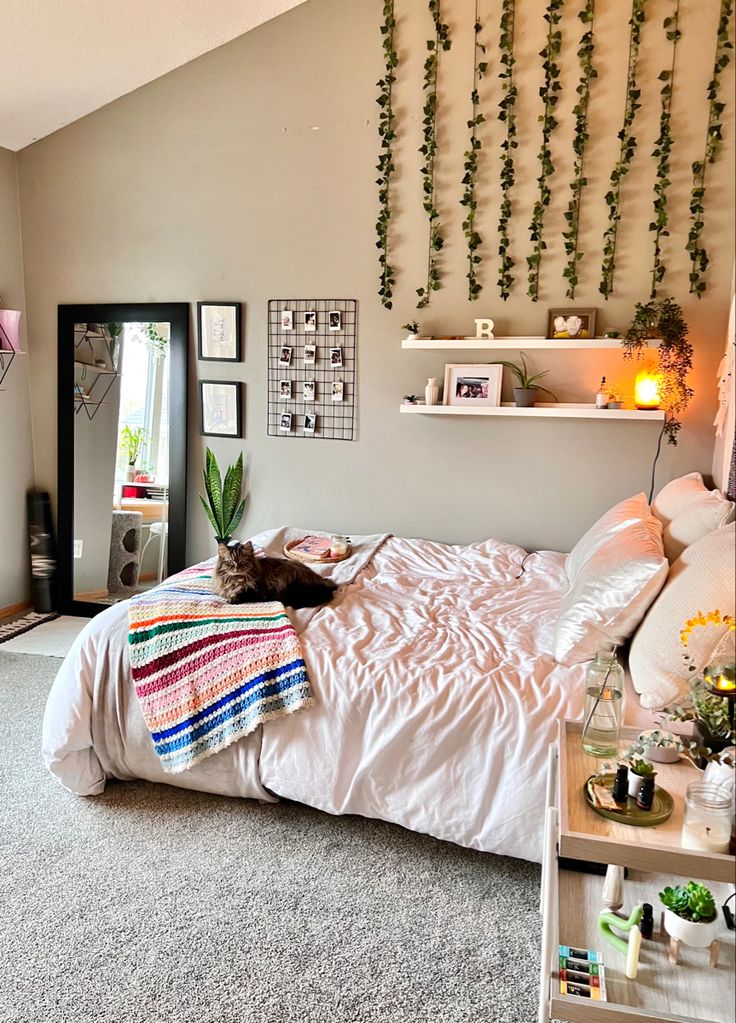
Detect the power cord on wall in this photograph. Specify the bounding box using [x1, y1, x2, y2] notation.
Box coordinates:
[514, 551, 537, 579]
[647, 420, 667, 504]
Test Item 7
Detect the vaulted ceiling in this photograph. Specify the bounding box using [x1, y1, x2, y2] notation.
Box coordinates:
[1, 1, 307, 151]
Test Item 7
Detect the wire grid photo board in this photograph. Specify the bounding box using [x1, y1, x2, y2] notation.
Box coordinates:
[267, 299, 357, 441]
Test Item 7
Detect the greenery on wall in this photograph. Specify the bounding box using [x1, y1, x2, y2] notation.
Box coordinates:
[686, 0, 734, 298]
[562, 0, 597, 299]
[599, 0, 647, 300]
[497, 0, 517, 302]
[460, 7, 488, 301]
[376, 0, 398, 310]
[649, 2, 682, 300]
[527, 0, 564, 303]
[417, 0, 451, 309]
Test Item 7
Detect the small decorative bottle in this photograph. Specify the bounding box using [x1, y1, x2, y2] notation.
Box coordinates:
[636, 776, 655, 811]
[582, 649, 624, 757]
[640, 904, 654, 940]
[595, 376, 609, 409]
[425, 377, 440, 406]
[612, 764, 629, 805]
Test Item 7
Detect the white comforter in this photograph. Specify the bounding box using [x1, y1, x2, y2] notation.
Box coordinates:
[43, 535, 590, 863]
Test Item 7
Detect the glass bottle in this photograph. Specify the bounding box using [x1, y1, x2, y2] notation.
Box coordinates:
[582, 649, 624, 757]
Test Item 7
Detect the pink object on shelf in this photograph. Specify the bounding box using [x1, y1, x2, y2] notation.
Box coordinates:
[0, 309, 22, 351]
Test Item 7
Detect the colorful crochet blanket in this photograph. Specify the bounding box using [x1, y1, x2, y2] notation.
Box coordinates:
[128, 562, 313, 773]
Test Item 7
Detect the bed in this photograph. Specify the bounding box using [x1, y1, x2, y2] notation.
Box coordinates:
[42, 478, 735, 863]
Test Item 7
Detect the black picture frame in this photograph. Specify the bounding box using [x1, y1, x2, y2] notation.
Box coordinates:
[199, 380, 243, 438]
[197, 302, 242, 362]
[57, 302, 189, 618]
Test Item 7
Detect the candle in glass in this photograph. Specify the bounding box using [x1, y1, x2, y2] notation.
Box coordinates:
[680, 783, 732, 854]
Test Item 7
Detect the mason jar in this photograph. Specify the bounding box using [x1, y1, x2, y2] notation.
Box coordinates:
[681, 783, 733, 854]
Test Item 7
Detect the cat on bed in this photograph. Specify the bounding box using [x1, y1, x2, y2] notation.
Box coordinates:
[213, 540, 338, 609]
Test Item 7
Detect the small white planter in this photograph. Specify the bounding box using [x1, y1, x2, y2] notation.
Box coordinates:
[663, 908, 719, 948]
[628, 773, 645, 799]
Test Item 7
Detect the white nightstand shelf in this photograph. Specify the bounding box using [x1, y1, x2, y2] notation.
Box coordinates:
[400, 403, 664, 422]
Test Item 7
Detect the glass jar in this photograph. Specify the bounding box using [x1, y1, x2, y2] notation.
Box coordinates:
[681, 783, 732, 854]
[582, 649, 624, 757]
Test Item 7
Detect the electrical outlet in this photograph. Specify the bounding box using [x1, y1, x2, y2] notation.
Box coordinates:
[73, 540, 83, 559]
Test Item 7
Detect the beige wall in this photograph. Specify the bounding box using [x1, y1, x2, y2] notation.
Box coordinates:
[16, 0, 735, 561]
[0, 147, 35, 607]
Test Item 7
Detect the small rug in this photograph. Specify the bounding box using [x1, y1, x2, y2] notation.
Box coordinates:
[0, 611, 58, 644]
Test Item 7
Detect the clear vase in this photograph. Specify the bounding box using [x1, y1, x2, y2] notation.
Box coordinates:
[582, 649, 624, 757]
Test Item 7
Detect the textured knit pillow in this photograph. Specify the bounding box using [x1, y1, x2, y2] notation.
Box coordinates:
[662, 491, 735, 562]
[651, 472, 708, 528]
[566, 492, 658, 584]
[629, 523, 736, 709]
[554, 519, 668, 666]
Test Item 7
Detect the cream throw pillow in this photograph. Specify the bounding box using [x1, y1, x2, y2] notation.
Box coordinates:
[652, 472, 708, 528]
[663, 492, 735, 562]
[629, 522, 736, 709]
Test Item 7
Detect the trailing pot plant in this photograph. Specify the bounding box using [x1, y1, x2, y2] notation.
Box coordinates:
[623, 730, 724, 768]
[376, 0, 398, 310]
[527, 0, 564, 303]
[416, 0, 451, 309]
[497, 0, 517, 301]
[199, 448, 246, 544]
[496, 353, 558, 408]
[460, 8, 488, 301]
[600, 0, 647, 299]
[622, 297, 693, 444]
[563, 0, 597, 299]
[660, 882, 718, 949]
[686, 0, 734, 297]
[649, 3, 682, 299]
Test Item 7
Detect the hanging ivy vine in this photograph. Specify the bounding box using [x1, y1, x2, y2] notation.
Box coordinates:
[376, 0, 398, 310]
[527, 0, 564, 303]
[649, 2, 682, 300]
[497, 0, 517, 302]
[599, 0, 647, 300]
[460, 7, 488, 301]
[686, 0, 734, 298]
[417, 0, 451, 309]
[562, 0, 597, 299]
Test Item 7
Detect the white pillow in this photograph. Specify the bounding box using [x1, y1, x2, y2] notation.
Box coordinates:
[663, 491, 735, 562]
[629, 523, 736, 709]
[652, 472, 708, 528]
[567, 492, 659, 583]
[554, 519, 668, 666]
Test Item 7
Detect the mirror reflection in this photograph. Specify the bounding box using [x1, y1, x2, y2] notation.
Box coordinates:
[73, 321, 171, 603]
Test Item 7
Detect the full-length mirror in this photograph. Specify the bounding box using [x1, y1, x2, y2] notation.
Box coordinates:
[58, 303, 188, 616]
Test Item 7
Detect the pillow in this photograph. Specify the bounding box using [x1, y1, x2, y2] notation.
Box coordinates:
[652, 472, 708, 528]
[662, 491, 735, 562]
[566, 492, 659, 583]
[554, 519, 668, 666]
[629, 522, 736, 709]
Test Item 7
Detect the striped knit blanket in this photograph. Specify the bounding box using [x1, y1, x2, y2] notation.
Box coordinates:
[128, 562, 313, 773]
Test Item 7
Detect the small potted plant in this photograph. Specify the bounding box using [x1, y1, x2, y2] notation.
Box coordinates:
[659, 881, 719, 949]
[626, 758, 656, 798]
[200, 448, 246, 545]
[495, 352, 558, 408]
[402, 321, 421, 338]
[120, 425, 147, 482]
[402, 394, 421, 405]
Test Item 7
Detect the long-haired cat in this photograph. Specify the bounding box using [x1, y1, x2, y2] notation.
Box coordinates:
[213, 541, 338, 609]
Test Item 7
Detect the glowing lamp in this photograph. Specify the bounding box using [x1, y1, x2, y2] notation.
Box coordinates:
[634, 369, 661, 410]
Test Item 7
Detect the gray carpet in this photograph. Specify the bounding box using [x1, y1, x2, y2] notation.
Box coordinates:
[0, 651, 541, 1023]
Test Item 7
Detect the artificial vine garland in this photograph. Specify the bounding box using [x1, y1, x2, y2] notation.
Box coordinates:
[376, 0, 398, 310]
[686, 0, 734, 297]
[599, 0, 647, 300]
[460, 7, 488, 301]
[417, 0, 451, 309]
[649, 2, 682, 300]
[562, 0, 596, 299]
[497, 0, 517, 302]
[527, 0, 564, 303]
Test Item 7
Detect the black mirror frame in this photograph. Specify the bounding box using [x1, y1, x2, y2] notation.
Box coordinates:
[57, 302, 189, 617]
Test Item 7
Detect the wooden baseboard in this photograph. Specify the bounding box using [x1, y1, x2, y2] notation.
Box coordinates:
[0, 600, 32, 622]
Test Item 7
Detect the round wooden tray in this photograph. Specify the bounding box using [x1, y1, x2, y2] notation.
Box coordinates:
[283, 538, 351, 565]
[584, 773, 674, 827]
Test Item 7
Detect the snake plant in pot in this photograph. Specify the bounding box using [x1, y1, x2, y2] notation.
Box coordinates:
[495, 353, 558, 408]
[199, 448, 246, 545]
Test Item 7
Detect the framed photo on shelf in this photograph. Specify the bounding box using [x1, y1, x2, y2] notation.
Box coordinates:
[547, 307, 596, 340]
[197, 302, 241, 362]
[443, 364, 502, 408]
[199, 380, 242, 437]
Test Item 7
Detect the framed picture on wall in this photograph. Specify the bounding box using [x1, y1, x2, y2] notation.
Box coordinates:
[197, 302, 242, 361]
[443, 364, 502, 408]
[546, 307, 596, 340]
[199, 380, 242, 437]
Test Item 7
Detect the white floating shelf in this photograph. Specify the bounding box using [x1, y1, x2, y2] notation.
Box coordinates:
[401, 336, 646, 351]
[400, 402, 664, 421]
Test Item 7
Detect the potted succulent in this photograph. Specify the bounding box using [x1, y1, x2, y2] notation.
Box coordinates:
[402, 320, 421, 338]
[495, 353, 558, 408]
[627, 758, 656, 799]
[199, 448, 246, 545]
[660, 882, 719, 949]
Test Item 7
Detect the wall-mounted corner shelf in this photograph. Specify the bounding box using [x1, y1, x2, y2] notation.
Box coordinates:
[0, 349, 26, 388]
[400, 402, 664, 421]
[73, 359, 116, 375]
[401, 336, 650, 351]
